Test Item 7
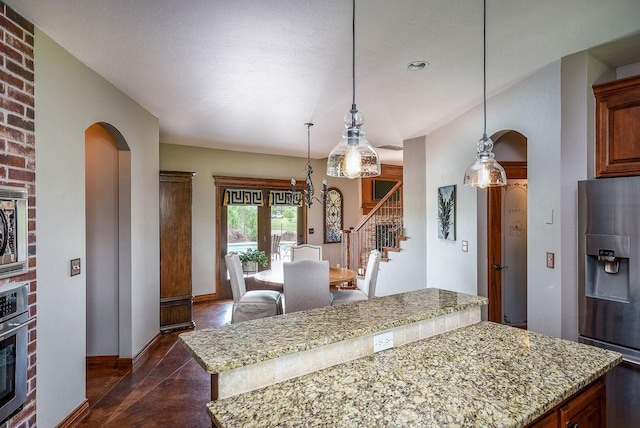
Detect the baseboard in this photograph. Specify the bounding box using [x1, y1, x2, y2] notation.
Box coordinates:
[55, 399, 89, 428]
[86, 355, 118, 369]
[131, 332, 161, 371]
[116, 357, 133, 370]
[193, 293, 217, 303]
[87, 333, 161, 372]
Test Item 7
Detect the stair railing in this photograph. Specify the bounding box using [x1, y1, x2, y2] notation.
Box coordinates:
[341, 181, 403, 274]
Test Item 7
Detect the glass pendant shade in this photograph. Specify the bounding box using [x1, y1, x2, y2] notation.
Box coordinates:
[327, 109, 381, 178]
[326, 0, 381, 179]
[463, 0, 506, 188]
[463, 135, 507, 188]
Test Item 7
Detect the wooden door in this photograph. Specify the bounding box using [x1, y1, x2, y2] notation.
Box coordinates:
[160, 171, 195, 332]
[487, 162, 527, 323]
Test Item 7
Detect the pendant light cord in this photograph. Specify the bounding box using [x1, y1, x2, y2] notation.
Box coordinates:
[482, 0, 487, 140]
[351, 0, 356, 112]
[306, 122, 312, 165]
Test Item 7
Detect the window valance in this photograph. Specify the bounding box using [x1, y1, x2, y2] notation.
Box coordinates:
[269, 190, 302, 207]
[222, 188, 303, 207]
[222, 188, 264, 206]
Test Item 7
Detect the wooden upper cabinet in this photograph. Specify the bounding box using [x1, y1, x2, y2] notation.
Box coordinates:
[361, 164, 403, 214]
[594, 74, 640, 178]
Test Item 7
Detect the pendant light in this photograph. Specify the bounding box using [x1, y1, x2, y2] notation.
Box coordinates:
[290, 123, 327, 208]
[326, 0, 381, 179]
[463, 0, 506, 188]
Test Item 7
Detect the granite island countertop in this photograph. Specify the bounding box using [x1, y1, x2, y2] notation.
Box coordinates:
[208, 321, 621, 427]
[180, 288, 487, 374]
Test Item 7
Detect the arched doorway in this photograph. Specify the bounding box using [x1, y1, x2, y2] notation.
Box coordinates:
[486, 130, 528, 327]
[85, 123, 132, 367]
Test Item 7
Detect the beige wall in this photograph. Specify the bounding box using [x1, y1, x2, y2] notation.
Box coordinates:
[159, 143, 360, 297]
[35, 29, 160, 427]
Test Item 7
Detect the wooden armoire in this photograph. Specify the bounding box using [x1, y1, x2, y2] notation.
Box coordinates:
[159, 171, 196, 332]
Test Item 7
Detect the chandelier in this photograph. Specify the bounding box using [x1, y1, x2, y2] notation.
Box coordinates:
[290, 123, 327, 208]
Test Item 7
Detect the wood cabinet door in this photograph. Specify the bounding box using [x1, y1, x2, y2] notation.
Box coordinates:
[559, 377, 606, 428]
[160, 171, 195, 331]
[594, 74, 640, 178]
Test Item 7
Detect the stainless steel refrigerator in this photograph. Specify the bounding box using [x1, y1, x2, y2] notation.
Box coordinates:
[578, 177, 640, 428]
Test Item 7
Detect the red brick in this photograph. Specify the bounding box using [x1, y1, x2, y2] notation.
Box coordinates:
[8, 114, 34, 132]
[0, 15, 23, 41]
[0, 153, 25, 168]
[8, 167, 33, 181]
[0, 39, 23, 63]
[0, 124, 24, 142]
[8, 141, 34, 157]
[5, 6, 34, 36]
[7, 86, 33, 107]
[6, 32, 33, 58]
[0, 96, 26, 114]
[6, 58, 34, 82]
[0, 68, 24, 90]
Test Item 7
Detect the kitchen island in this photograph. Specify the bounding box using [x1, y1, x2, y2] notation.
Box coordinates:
[179, 288, 621, 426]
[180, 288, 487, 399]
[207, 321, 621, 427]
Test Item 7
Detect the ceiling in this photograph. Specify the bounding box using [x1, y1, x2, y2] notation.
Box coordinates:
[6, 0, 640, 164]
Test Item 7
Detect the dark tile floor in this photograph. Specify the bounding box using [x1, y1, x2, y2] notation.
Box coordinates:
[78, 300, 233, 427]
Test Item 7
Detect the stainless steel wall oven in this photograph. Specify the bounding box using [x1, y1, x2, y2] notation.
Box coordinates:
[0, 282, 28, 423]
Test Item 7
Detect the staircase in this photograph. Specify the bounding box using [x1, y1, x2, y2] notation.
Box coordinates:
[342, 181, 404, 274]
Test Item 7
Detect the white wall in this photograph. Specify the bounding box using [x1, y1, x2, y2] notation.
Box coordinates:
[375, 136, 427, 296]
[85, 125, 119, 356]
[617, 61, 640, 79]
[423, 62, 564, 337]
[159, 143, 359, 297]
[35, 30, 160, 427]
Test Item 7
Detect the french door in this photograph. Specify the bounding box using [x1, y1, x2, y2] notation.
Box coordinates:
[215, 176, 307, 299]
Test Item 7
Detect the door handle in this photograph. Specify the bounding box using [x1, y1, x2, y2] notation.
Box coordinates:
[492, 264, 508, 271]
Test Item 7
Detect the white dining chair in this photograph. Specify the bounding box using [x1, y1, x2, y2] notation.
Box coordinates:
[225, 253, 283, 323]
[282, 259, 330, 313]
[330, 250, 381, 306]
[290, 244, 322, 261]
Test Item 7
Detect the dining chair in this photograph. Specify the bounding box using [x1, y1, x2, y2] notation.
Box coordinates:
[330, 250, 381, 306]
[225, 253, 283, 323]
[271, 234, 282, 260]
[282, 259, 330, 313]
[290, 244, 322, 261]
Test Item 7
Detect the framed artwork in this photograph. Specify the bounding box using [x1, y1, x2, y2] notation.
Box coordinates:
[438, 185, 456, 240]
[324, 187, 343, 243]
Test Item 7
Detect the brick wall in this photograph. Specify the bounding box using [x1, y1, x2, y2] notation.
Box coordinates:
[0, 3, 36, 427]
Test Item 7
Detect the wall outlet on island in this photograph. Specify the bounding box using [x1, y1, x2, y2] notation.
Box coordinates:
[373, 331, 394, 353]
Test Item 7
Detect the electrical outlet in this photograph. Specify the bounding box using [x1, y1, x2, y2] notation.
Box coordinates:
[373, 331, 394, 353]
[70, 258, 81, 276]
[546, 252, 555, 269]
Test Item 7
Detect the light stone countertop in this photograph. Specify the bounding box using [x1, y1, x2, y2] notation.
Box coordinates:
[179, 288, 487, 374]
[207, 321, 622, 427]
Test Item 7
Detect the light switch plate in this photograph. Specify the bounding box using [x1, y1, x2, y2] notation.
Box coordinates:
[309, 228, 314, 234]
[462, 240, 468, 252]
[70, 258, 81, 276]
[546, 252, 555, 269]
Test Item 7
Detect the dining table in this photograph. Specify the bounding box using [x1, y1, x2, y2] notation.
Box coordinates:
[253, 264, 357, 289]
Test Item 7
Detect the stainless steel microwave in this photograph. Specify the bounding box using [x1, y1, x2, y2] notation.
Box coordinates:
[0, 187, 28, 279]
